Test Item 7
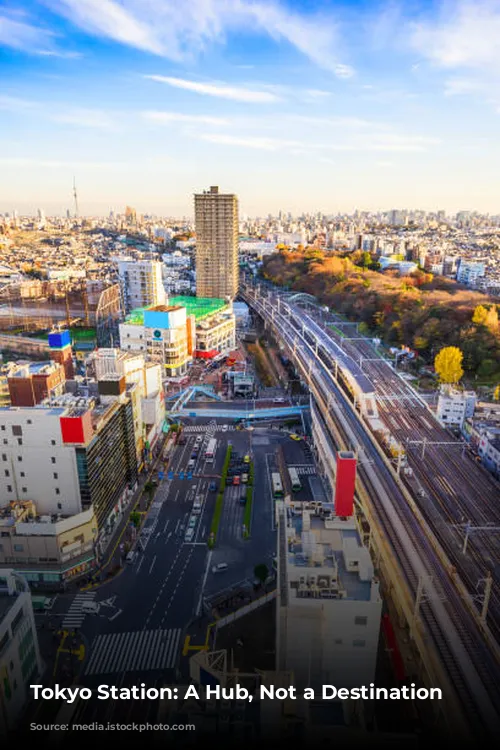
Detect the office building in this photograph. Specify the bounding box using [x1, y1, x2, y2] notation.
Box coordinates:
[117, 259, 166, 312]
[48, 329, 75, 380]
[0, 569, 42, 732]
[194, 186, 239, 299]
[456, 260, 486, 287]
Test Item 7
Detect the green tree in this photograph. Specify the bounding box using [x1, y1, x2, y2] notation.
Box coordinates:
[434, 346, 464, 384]
[130, 511, 141, 527]
[254, 563, 269, 585]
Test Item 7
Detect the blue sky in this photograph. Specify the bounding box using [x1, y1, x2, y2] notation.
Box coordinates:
[1, 0, 500, 216]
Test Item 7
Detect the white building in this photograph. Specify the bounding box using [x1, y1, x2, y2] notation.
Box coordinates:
[437, 387, 476, 428]
[0, 569, 42, 732]
[117, 259, 166, 312]
[0, 408, 82, 516]
[456, 260, 486, 286]
[276, 505, 381, 692]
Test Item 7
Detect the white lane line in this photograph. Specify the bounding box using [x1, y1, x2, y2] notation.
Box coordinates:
[149, 555, 157, 574]
[196, 550, 212, 616]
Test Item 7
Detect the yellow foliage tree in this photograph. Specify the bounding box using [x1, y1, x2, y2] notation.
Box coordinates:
[434, 346, 464, 384]
[494, 385, 500, 401]
[472, 305, 488, 325]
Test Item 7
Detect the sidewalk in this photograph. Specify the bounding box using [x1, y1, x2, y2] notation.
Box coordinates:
[79, 433, 170, 591]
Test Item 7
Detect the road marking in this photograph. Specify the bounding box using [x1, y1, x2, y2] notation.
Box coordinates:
[174, 519, 180, 534]
[84, 628, 181, 675]
[136, 555, 144, 574]
[61, 592, 96, 629]
[149, 555, 157, 574]
[196, 550, 212, 617]
[163, 519, 170, 534]
[108, 609, 122, 622]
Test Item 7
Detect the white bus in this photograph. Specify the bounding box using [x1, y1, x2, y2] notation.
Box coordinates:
[205, 437, 217, 461]
[271, 473, 284, 498]
[288, 467, 302, 492]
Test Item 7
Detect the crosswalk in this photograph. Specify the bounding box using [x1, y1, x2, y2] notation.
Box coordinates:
[62, 592, 96, 629]
[84, 628, 181, 676]
[292, 465, 316, 476]
[183, 425, 235, 433]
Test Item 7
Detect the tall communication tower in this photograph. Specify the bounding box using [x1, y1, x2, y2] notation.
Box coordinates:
[73, 176, 79, 218]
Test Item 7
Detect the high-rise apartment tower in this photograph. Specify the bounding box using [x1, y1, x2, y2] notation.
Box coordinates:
[194, 186, 239, 299]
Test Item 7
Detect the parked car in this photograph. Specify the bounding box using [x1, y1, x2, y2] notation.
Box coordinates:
[185, 528, 194, 542]
[125, 551, 137, 564]
[188, 517, 196, 528]
[209, 481, 217, 492]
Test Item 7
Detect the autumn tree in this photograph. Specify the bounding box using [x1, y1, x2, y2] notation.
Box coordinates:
[472, 305, 488, 325]
[494, 385, 500, 401]
[472, 304, 498, 332]
[434, 346, 464, 384]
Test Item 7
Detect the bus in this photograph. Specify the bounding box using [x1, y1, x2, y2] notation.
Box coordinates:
[288, 467, 302, 492]
[205, 437, 217, 462]
[271, 473, 284, 498]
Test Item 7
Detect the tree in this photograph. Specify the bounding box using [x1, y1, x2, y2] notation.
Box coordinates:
[434, 346, 464, 384]
[130, 511, 141, 527]
[254, 563, 269, 585]
[472, 304, 498, 332]
[472, 305, 488, 325]
[494, 385, 500, 401]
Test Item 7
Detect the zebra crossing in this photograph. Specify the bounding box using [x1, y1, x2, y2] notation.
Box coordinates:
[62, 592, 97, 629]
[183, 425, 235, 433]
[292, 465, 316, 476]
[84, 628, 181, 676]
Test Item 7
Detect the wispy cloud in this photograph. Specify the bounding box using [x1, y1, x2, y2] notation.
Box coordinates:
[199, 133, 301, 150]
[48, 0, 353, 75]
[410, 1, 500, 71]
[0, 12, 79, 57]
[0, 157, 121, 169]
[145, 75, 280, 103]
[0, 95, 117, 129]
[142, 110, 230, 126]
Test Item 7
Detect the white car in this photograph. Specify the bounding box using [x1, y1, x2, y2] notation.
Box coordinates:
[81, 601, 100, 615]
[212, 563, 228, 573]
[185, 528, 194, 542]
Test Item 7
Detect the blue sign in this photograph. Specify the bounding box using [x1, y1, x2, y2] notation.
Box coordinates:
[158, 472, 164, 480]
[179, 472, 185, 480]
[187, 472, 193, 480]
[189, 412, 196, 417]
[168, 470, 174, 480]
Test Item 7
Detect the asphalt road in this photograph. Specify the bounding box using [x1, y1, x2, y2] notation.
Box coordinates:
[33, 421, 311, 728]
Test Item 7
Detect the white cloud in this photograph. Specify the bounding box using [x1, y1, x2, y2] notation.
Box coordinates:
[48, 0, 353, 75]
[199, 133, 302, 150]
[443, 77, 486, 96]
[51, 108, 117, 129]
[0, 13, 78, 56]
[410, 1, 500, 71]
[145, 75, 280, 103]
[305, 89, 332, 98]
[0, 95, 37, 112]
[142, 110, 230, 126]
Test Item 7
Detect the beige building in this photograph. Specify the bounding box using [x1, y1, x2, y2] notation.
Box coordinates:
[194, 186, 239, 299]
[0, 503, 97, 587]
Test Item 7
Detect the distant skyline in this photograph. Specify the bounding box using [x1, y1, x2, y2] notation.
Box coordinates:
[1, 1, 500, 215]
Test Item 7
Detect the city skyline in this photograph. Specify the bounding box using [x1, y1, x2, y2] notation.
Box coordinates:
[2, 1, 500, 215]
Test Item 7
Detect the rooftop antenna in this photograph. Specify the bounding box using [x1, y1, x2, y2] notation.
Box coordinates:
[73, 176, 79, 218]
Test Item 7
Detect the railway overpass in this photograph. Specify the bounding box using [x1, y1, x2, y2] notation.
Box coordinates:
[240, 276, 500, 743]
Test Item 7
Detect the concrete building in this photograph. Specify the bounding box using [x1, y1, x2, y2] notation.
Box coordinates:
[0, 503, 97, 588]
[119, 305, 195, 377]
[436, 387, 476, 428]
[117, 259, 166, 312]
[0, 569, 42, 732]
[0, 391, 138, 544]
[194, 186, 239, 299]
[456, 260, 486, 286]
[276, 504, 382, 692]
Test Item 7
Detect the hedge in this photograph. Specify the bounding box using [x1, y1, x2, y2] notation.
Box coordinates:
[208, 445, 232, 548]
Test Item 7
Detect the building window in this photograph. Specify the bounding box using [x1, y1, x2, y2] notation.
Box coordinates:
[27, 420, 32, 425]
[17, 438, 22, 446]
[51, 457, 56, 464]
[12, 425, 22, 436]
[20, 472, 25, 478]
[4, 470, 8, 477]
[22, 487, 27, 493]
[1, 454, 6, 461]
[7, 485, 12, 492]
[0, 425, 5, 431]
[17, 456, 22, 462]
[352, 639, 366, 647]
[3, 440, 7, 445]
[53, 472, 58, 479]
[57, 503, 62, 510]
[354, 616, 368, 626]
[13, 544, 24, 552]
[55, 488, 60, 495]
[51, 440, 56, 446]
